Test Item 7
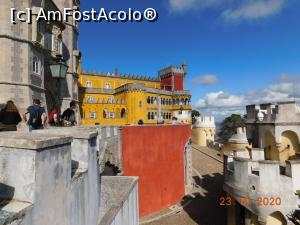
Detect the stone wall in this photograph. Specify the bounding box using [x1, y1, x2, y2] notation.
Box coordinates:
[224, 149, 300, 223]
[0, 126, 138, 225]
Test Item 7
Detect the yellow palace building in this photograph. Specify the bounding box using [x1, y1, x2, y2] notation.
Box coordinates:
[78, 64, 192, 126]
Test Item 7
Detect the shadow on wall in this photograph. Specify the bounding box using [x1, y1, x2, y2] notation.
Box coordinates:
[0, 183, 15, 208]
[181, 173, 226, 225]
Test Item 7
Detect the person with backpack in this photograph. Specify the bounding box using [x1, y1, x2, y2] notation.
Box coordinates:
[23, 99, 47, 131]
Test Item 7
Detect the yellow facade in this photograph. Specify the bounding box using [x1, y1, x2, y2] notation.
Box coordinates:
[78, 71, 192, 126]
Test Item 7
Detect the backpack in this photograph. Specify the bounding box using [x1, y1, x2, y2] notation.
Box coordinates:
[29, 107, 43, 129]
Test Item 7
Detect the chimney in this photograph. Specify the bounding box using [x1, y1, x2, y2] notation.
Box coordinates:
[115, 68, 119, 77]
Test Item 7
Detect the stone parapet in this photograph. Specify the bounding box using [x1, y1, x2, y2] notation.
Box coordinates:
[0, 132, 72, 225]
[0, 126, 138, 225]
[246, 101, 300, 124]
[99, 176, 139, 225]
[224, 152, 300, 222]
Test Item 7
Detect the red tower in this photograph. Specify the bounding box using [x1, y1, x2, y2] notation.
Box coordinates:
[158, 64, 187, 91]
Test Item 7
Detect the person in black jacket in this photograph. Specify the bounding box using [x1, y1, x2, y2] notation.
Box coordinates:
[0, 100, 22, 131]
[62, 101, 77, 126]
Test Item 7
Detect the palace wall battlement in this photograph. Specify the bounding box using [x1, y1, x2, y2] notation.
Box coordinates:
[224, 149, 300, 221]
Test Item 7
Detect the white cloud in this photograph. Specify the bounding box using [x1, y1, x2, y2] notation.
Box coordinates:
[169, 0, 286, 22]
[195, 91, 245, 108]
[191, 74, 219, 86]
[194, 74, 300, 120]
[222, 0, 285, 22]
[169, 0, 223, 12]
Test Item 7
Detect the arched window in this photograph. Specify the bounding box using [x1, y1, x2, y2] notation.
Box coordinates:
[150, 97, 154, 104]
[104, 82, 111, 89]
[86, 81, 92, 88]
[151, 112, 154, 120]
[147, 96, 151, 104]
[148, 112, 151, 120]
[121, 108, 126, 118]
[32, 55, 39, 74]
[103, 109, 108, 119]
[181, 98, 184, 105]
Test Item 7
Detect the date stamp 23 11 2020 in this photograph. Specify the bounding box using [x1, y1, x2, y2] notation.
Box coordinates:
[219, 196, 282, 207]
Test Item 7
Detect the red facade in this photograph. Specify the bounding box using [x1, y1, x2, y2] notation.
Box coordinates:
[122, 125, 191, 217]
[173, 74, 184, 91]
[160, 74, 184, 91]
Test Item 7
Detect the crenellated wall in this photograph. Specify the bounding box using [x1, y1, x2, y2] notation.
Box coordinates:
[224, 149, 300, 223]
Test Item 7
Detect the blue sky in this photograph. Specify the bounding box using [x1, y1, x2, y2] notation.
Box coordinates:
[79, 0, 300, 121]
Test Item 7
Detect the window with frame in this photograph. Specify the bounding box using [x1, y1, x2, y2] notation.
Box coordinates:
[104, 82, 111, 89]
[86, 81, 92, 88]
[121, 108, 126, 118]
[109, 112, 115, 119]
[32, 55, 39, 74]
[90, 112, 97, 119]
[103, 109, 108, 119]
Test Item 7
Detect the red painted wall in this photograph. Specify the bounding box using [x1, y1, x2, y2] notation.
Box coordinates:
[122, 125, 191, 217]
[160, 76, 172, 91]
[173, 75, 184, 91]
[160, 74, 184, 91]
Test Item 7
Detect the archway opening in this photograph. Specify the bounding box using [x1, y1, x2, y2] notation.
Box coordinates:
[280, 130, 300, 160]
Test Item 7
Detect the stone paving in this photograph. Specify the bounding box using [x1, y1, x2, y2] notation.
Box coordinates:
[143, 146, 226, 225]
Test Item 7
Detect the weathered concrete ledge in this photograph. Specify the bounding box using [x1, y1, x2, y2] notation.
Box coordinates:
[0, 200, 32, 225]
[0, 132, 72, 150]
[33, 127, 98, 139]
[99, 176, 139, 225]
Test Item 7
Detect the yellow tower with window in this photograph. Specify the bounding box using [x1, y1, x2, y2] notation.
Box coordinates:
[78, 65, 192, 126]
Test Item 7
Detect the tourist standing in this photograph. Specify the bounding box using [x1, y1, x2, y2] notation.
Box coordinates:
[62, 101, 77, 126]
[23, 99, 47, 131]
[0, 101, 22, 131]
[49, 107, 60, 126]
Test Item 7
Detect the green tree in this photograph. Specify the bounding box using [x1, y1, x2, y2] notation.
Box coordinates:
[191, 110, 200, 124]
[218, 114, 245, 143]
